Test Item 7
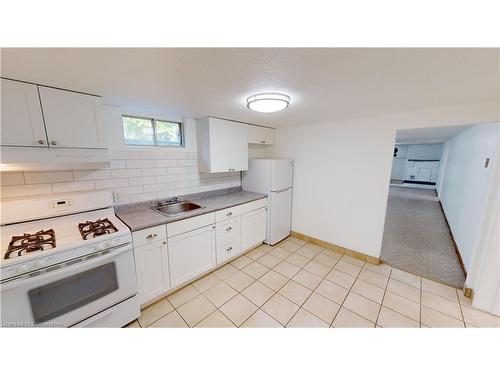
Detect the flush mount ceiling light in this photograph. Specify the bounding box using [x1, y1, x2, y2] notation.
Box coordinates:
[247, 93, 290, 113]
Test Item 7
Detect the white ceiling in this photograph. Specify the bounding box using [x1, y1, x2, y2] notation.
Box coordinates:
[1, 48, 499, 128]
[396, 124, 474, 144]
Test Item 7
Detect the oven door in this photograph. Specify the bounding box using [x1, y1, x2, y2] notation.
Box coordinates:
[1, 243, 137, 327]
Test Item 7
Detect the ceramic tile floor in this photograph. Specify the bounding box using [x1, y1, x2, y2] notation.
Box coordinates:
[125, 237, 500, 328]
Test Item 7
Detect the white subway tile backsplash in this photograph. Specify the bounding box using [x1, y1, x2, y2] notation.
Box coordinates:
[111, 169, 142, 178]
[167, 167, 189, 175]
[0, 148, 241, 203]
[128, 176, 156, 186]
[142, 168, 167, 176]
[24, 171, 74, 184]
[143, 183, 169, 193]
[94, 178, 129, 189]
[156, 175, 179, 183]
[110, 160, 127, 169]
[52, 180, 95, 193]
[126, 159, 155, 169]
[114, 185, 143, 195]
[166, 151, 187, 160]
[0, 172, 25, 186]
[154, 159, 177, 168]
[177, 159, 197, 167]
[1, 184, 52, 198]
[73, 170, 112, 181]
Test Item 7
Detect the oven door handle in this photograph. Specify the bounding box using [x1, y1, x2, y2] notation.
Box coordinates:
[1, 243, 132, 291]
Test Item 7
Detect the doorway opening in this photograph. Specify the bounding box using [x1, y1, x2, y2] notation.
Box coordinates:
[381, 124, 477, 288]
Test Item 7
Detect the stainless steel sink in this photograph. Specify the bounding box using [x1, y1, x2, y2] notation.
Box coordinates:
[153, 202, 203, 216]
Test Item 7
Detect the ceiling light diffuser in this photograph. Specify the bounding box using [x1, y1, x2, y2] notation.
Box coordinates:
[247, 93, 290, 113]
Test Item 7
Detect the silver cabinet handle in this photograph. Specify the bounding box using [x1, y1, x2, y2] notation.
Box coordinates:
[146, 233, 158, 240]
[226, 212, 232, 217]
[260, 140, 266, 143]
[226, 227, 232, 231]
[50, 141, 57, 146]
[226, 247, 232, 252]
[162, 241, 167, 245]
[38, 140, 45, 145]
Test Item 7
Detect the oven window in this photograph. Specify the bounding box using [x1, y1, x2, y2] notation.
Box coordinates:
[29, 263, 118, 323]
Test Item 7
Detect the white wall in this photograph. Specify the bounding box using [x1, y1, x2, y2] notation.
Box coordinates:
[0, 105, 241, 203]
[269, 101, 499, 258]
[439, 123, 500, 271]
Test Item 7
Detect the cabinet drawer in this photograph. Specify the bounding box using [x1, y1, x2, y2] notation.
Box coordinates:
[217, 235, 241, 264]
[215, 198, 267, 222]
[216, 217, 240, 239]
[132, 225, 167, 247]
[167, 212, 216, 237]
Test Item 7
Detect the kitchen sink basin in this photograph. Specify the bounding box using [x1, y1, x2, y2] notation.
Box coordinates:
[153, 202, 203, 216]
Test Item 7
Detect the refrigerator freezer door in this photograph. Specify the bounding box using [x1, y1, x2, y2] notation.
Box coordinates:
[268, 188, 292, 245]
[271, 159, 294, 191]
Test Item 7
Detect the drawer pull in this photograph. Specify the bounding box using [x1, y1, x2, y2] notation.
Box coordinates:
[226, 227, 232, 231]
[146, 233, 158, 240]
[226, 212, 232, 217]
[226, 247, 233, 252]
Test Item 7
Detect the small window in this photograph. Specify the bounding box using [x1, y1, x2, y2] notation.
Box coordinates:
[122, 115, 183, 147]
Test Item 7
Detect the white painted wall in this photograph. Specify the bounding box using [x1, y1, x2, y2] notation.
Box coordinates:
[268, 101, 499, 258]
[439, 123, 500, 271]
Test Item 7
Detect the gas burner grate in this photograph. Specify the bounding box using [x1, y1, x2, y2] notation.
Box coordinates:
[78, 218, 118, 240]
[5, 229, 56, 259]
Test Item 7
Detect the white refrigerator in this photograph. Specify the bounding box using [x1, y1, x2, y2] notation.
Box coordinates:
[242, 159, 293, 245]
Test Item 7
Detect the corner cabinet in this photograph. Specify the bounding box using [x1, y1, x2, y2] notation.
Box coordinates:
[196, 117, 248, 173]
[247, 124, 276, 145]
[0, 78, 47, 147]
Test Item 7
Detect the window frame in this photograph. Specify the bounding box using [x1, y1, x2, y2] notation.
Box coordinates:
[122, 114, 184, 148]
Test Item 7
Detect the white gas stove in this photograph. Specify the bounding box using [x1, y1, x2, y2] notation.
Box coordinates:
[0, 190, 139, 327]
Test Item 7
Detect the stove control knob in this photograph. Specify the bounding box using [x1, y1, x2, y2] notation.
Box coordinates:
[95, 242, 107, 251]
[34, 259, 48, 268]
[17, 264, 31, 273]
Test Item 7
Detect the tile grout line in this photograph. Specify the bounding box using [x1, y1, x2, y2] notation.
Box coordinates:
[374, 267, 393, 327]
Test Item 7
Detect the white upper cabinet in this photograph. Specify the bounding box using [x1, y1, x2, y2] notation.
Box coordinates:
[38, 86, 105, 149]
[247, 125, 276, 145]
[1, 79, 47, 147]
[196, 117, 248, 173]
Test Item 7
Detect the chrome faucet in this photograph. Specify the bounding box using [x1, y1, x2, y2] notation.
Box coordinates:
[157, 197, 181, 207]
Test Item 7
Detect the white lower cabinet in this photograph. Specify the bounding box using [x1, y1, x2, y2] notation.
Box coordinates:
[133, 199, 268, 307]
[167, 225, 217, 288]
[241, 207, 267, 251]
[135, 240, 170, 305]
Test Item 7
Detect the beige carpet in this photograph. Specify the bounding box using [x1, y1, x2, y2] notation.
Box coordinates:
[380, 186, 465, 288]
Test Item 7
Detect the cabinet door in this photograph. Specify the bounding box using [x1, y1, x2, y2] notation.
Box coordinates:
[0, 79, 47, 147]
[230, 121, 248, 171]
[135, 240, 170, 305]
[248, 125, 276, 145]
[208, 118, 234, 172]
[38, 86, 105, 149]
[168, 225, 216, 288]
[240, 208, 267, 252]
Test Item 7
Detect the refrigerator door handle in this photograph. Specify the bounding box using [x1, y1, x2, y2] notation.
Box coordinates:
[272, 188, 290, 193]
